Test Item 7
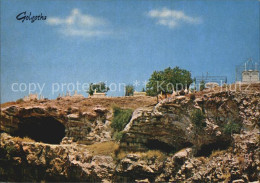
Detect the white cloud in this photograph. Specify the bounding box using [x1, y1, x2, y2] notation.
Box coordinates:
[147, 7, 202, 29]
[46, 8, 110, 38]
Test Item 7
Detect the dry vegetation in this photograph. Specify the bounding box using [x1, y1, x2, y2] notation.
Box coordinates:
[222, 172, 231, 182]
[83, 142, 166, 162]
[2, 83, 259, 111]
[1, 101, 17, 108]
[209, 146, 233, 160]
[197, 156, 209, 164]
[85, 141, 120, 156]
[117, 150, 166, 161]
[195, 82, 260, 97]
[12, 136, 35, 143]
[1, 96, 157, 113]
[209, 149, 227, 159]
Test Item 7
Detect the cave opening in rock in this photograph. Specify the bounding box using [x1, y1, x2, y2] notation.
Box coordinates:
[196, 140, 231, 157]
[16, 116, 65, 144]
[145, 139, 175, 153]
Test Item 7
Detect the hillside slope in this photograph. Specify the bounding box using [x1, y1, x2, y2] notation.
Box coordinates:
[0, 84, 259, 182]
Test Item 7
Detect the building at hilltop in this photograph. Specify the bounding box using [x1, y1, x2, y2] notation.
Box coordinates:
[236, 59, 259, 83]
[72, 90, 84, 98]
[242, 70, 259, 82]
[58, 90, 84, 99]
[133, 91, 146, 97]
[23, 94, 38, 101]
[88, 89, 106, 98]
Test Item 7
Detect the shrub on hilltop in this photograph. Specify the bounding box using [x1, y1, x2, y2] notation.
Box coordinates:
[125, 85, 134, 96]
[146, 67, 193, 101]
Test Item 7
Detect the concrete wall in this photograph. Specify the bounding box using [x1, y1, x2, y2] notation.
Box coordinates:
[89, 93, 106, 98]
[242, 71, 259, 82]
[133, 92, 146, 96]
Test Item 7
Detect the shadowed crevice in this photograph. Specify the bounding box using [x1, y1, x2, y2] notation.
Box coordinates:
[196, 140, 231, 157]
[15, 116, 65, 144]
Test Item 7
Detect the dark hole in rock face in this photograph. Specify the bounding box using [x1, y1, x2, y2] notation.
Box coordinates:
[16, 116, 65, 144]
[196, 140, 231, 157]
[145, 139, 175, 153]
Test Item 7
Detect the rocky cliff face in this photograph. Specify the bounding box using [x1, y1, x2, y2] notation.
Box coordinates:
[0, 104, 111, 145]
[0, 133, 116, 182]
[116, 91, 259, 182]
[0, 87, 259, 182]
[116, 129, 259, 182]
[1, 96, 156, 145]
[120, 91, 259, 155]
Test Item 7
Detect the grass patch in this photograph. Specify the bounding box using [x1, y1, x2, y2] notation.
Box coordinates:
[209, 149, 226, 159]
[190, 109, 206, 128]
[143, 150, 166, 161]
[116, 150, 166, 161]
[116, 151, 127, 160]
[16, 98, 24, 104]
[86, 141, 119, 156]
[6, 145, 16, 155]
[12, 136, 35, 142]
[113, 131, 125, 141]
[221, 172, 231, 182]
[1, 101, 17, 108]
[223, 121, 241, 135]
[111, 106, 133, 131]
[197, 156, 209, 164]
[111, 106, 133, 142]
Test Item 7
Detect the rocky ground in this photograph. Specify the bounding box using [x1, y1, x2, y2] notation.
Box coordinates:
[0, 83, 259, 182]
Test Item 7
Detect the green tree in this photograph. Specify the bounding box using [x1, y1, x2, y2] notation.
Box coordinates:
[200, 80, 206, 91]
[88, 82, 110, 95]
[125, 85, 134, 96]
[146, 70, 164, 97]
[146, 67, 193, 97]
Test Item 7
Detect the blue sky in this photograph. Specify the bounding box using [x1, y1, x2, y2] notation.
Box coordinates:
[1, 0, 259, 103]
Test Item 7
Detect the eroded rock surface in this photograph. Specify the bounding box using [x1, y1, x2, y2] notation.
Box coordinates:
[0, 133, 116, 182]
[121, 91, 259, 154]
[0, 87, 259, 182]
[0, 104, 112, 145]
